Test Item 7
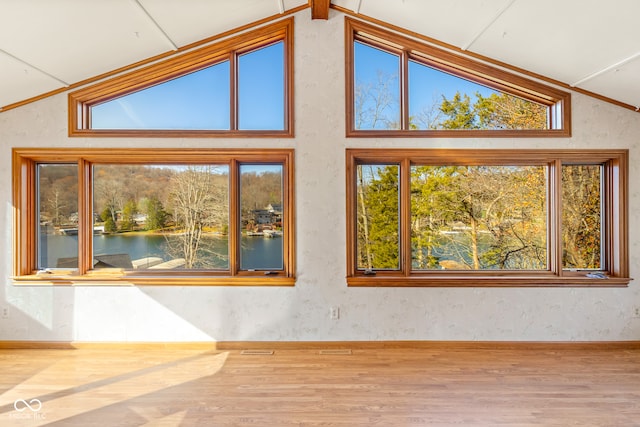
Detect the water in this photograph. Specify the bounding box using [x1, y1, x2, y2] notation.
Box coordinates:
[39, 233, 283, 271]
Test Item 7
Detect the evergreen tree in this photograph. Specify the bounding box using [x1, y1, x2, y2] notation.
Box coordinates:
[357, 165, 399, 269]
[120, 199, 138, 231]
[103, 211, 117, 234]
[143, 197, 168, 231]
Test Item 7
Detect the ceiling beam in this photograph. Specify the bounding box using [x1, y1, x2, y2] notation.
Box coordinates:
[311, 0, 330, 20]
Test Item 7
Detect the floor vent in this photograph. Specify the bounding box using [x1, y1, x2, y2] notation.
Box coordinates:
[319, 349, 352, 355]
[240, 349, 275, 355]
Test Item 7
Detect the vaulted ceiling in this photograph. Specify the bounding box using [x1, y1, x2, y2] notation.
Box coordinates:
[1, 0, 639, 113]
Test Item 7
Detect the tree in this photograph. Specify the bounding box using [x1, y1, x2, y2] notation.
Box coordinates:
[166, 166, 228, 269]
[142, 196, 168, 231]
[411, 165, 547, 270]
[439, 92, 478, 129]
[104, 209, 118, 233]
[94, 176, 124, 225]
[356, 165, 399, 269]
[120, 199, 138, 231]
[352, 76, 596, 271]
[562, 165, 601, 269]
[475, 92, 548, 130]
[38, 165, 77, 226]
[438, 91, 548, 131]
[354, 70, 399, 130]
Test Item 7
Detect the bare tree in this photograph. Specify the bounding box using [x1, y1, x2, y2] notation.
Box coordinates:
[166, 166, 229, 268]
[354, 70, 399, 130]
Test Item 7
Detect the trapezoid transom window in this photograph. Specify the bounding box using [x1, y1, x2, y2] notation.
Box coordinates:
[346, 18, 571, 138]
[69, 18, 293, 137]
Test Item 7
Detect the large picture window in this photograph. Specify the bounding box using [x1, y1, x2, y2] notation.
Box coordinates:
[346, 18, 571, 137]
[69, 18, 293, 137]
[13, 148, 295, 286]
[346, 149, 629, 287]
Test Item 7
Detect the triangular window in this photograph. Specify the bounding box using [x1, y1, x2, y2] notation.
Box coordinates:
[69, 18, 293, 137]
[347, 18, 570, 137]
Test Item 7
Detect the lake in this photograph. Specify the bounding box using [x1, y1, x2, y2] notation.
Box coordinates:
[39, 233, 283, 271]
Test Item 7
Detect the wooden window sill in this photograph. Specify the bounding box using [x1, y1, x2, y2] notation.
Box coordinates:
[346, 276, 632, 288]
[12, 273, 296, 287]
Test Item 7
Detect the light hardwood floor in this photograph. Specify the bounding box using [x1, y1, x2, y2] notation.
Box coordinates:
[1, 344, 639, 426]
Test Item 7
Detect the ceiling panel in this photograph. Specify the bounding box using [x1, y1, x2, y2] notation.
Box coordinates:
[0, 54, 61, 107]
[0, 0, 171, 83]
[0, 0, 639, 112]
[336, 0, 515, 48]
[140, 0, 306, 48]
[579, 57, 640, 109]
[471, 0, 640, 85]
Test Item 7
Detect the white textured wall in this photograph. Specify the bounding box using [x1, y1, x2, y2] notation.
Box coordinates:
[1, 10, 639, 342]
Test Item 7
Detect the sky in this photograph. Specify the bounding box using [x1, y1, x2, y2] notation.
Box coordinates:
[354, 41, 498, 129]
[91, 39, 497, 132]
[91, 42, 285, 131]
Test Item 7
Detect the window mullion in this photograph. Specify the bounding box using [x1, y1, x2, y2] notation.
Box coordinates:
[229, 160, 239, 276]
[549, 159, 563, 276]
[230, 52, 238, 131]
[78, 159, 92, 275]
[400, 158, 411, 276]
[401, 50, 409, 131]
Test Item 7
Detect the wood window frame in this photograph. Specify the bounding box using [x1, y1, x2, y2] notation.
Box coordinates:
[346, 148, 629, 287]
[345, 18, 571, 138]
[68, 18, 294, 138]
[12, 148, 296, 286]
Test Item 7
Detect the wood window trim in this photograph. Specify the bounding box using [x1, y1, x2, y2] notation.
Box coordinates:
[346, 148, 630, 287]
[68, 18, 294, 138]
[345, 18, 572, 138]
[12, 148, 296, 286]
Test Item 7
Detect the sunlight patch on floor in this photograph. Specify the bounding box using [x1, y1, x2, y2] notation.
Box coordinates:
[1, 351, 228, 426]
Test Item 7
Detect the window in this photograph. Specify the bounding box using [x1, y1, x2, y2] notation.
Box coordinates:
[346, 149, 629, 287]
[69, 18, 293, 137]
[13, 148, 295, 286]
[346, 18, 571, 137]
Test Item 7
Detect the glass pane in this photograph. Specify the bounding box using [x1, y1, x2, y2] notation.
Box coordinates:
[353, 41, 401, 130]
[562, 165, 602, 270]
[238, 42, 285, 130]
[91, 61, 231, 130]
[411, 165, 547, 270]
[37, 164, 79, 269]
[408, 59, 549, 130]
[240, 164, 284, 270]
[356, 164, 400, 270]
[93, 165, 229, 270]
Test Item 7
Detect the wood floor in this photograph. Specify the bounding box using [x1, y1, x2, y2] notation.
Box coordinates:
[1, 344, 639, 426]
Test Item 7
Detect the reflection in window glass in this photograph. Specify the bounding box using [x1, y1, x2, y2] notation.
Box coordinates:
[356, 164, 400, 270]
[91, 61, 231, 130]
[562, 165, 602, 270]
[240, 164, 284, 270]
[238, 42, 285, 130]
[411, 165, 547, 270]
[408, 60, 549, 131]
[37, 164, 79, 269]
[92, 165, 229, 270]
[353, 42, 400, 130]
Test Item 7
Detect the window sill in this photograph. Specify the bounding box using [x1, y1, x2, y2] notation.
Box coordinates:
[346, 275, 632, 288]
[346, 129, 571, 138]
[12, 273, 296, 287]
